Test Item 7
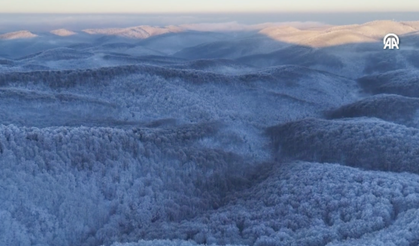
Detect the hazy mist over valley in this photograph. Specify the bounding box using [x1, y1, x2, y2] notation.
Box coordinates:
[2, 10, 419, 246]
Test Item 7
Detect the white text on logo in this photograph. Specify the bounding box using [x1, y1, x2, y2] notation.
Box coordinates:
[383, 33, 399, 50]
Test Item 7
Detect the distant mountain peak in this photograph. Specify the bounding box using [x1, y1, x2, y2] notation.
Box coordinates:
[0, 30, 37, 40]
[259, 20, 419, 47]
[82, 25, 184, 39]
[50, 29, 77, 37]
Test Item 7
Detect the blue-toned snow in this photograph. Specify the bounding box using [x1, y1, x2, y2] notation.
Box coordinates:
[1, 30, 419, 246]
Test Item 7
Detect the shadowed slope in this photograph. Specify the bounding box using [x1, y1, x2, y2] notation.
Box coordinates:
[358, 69, 419, 97]
[325, 94, 419, 127]
[267, 118, 419, 173]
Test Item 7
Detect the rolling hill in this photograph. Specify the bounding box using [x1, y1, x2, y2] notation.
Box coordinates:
[2, 19, 419, 246]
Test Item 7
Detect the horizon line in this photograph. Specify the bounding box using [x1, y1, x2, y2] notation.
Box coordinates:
[2, 11, 419, 15]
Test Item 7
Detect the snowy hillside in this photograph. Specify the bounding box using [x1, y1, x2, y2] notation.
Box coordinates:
[82, 26, 184, 39]
[0, 30, 37, 40]
[1, 20, 419, 246]
[260, 20, 419, 47]
[51, 29, 77, 37]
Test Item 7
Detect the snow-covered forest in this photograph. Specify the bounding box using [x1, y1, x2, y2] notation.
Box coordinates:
[1, 20, 419, 246]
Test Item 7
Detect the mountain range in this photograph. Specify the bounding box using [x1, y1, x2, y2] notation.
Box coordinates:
[2, 19, 419, 246]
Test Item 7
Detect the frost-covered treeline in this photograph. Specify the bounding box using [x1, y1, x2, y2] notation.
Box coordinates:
[267, 118, 419, 173]
[0, 123, 258, 246]
[325, 94, 419, 127]
[2, 28, 419, 246]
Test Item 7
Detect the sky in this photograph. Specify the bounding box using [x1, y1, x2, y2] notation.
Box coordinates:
[1, 1, 419, 32]
[1, 0, 419, 13]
